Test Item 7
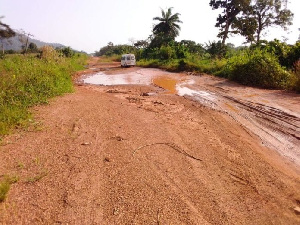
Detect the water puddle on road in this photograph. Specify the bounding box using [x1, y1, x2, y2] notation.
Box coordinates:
[82, 68, 215, 101]
[82, 68, 300, 167]
[83, 71, 153, 86]
[152, 77, 178, 94]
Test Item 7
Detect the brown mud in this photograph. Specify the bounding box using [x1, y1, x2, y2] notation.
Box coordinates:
[0, 57, 299, 224]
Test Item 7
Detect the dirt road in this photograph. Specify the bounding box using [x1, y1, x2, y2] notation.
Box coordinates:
[0, 57, 299, 224]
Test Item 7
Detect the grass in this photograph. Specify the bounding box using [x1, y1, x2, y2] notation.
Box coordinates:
[25, 169, 48, 183]
[0, 53, 87, 136]
[0, 181, 10, 202]
[0, 175, 19, 202]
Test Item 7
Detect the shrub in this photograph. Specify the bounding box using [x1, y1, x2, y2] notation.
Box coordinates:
[222, 49, 292, 88]
[59, 47, 75, 58]
[39, 46, 60, 61]
[158, 45, 176, 60]
[286, 42, 300, 69]
[293, 60, 300, 92]
[137, 59, 161, 68]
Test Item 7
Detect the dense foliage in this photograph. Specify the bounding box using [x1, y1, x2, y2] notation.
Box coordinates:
[95, 4, 298, 92]
[96, 34, 299, 92]
[209, 0, 293, 45]
[220, 48, 294, 88]
[94, 43, 136, 58]
[0, 47, 87, 136]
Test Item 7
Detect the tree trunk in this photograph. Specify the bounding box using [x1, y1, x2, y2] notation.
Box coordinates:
[256, 15, 262, 43]
[1, 40, 4, 54]
[222, 0, 230, 46]
[24, 36, 29, 54]
[222, 21, 230, 46]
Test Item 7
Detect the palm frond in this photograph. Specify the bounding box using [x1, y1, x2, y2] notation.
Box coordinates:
[152, 7, 182, 39]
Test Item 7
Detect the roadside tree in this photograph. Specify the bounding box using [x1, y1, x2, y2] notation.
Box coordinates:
[0, 17, 16, 54]
[209, 0, 251, 46]
[28, 42, 38, 53]
[151, 7, 182, 48]
[250, 0, 293, 43]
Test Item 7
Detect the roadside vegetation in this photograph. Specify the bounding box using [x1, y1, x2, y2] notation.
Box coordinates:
[95, 2, 299, 92]
[0, 1, 299, 137]
[96, 40, 300, 92]
[0, 46, 87, 137]
[0, 175, 18, 202]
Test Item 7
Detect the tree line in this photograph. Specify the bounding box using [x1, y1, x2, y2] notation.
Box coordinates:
[1, 1, 299, 90]
[95, 1, 299, 91]
[96, 0, 294, 56]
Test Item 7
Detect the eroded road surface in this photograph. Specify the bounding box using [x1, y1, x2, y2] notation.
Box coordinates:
[1, 57, 299, 224]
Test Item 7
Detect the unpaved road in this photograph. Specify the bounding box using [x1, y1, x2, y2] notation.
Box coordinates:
[0, 57, 299, 224]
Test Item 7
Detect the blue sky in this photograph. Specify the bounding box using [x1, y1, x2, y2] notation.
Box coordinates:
[1, 0, 299, 53]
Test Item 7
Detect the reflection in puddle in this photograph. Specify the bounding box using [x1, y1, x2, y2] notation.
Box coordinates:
[176, 86, 214, 100]
[176, 80, 215, 101]
[152, 77, 177, 94]
[83, 69, 215, 101]
[83, 71, 154, 85]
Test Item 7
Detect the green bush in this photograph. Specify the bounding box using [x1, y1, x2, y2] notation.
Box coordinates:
[59, 47, 75, 58]
[293, 60, 300, 92]
[221, 49, 292, 88]
[137, 58, 161, 68]
[251, 40, 300, 69]
[286, 42, 300, 69]
[159, 45, 176, 60]
[95, 44, 136, 56]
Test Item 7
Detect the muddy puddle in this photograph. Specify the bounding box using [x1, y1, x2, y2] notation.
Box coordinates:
[81, 68, 300, 167]
[83, 70, 153, 86]
[82, 68, 215, 103]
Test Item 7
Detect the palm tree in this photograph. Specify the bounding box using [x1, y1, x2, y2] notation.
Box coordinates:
[153, 7, 182, 40]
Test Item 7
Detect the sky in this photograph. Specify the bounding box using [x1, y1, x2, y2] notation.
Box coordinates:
[1, 0, 299, 53]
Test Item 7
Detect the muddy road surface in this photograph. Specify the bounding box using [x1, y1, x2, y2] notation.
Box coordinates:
[1, 57, 299, 224]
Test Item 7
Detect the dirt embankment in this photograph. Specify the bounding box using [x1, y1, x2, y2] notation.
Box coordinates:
[0, 57, 299, 224]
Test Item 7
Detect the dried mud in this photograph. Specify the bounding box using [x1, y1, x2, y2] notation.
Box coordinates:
[0, 57, 299, 224]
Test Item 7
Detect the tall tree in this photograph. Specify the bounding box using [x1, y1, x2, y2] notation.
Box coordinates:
[209, 0, 251, 45]
[28, 42, 38, 53]
[251, 0, 293, 43]
[151, 7, 182, 47]
[0, 17, 16, 54]
[231, 6, 257, 43]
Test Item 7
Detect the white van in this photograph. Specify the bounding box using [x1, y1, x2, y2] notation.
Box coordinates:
[121, 54, 136, 67]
